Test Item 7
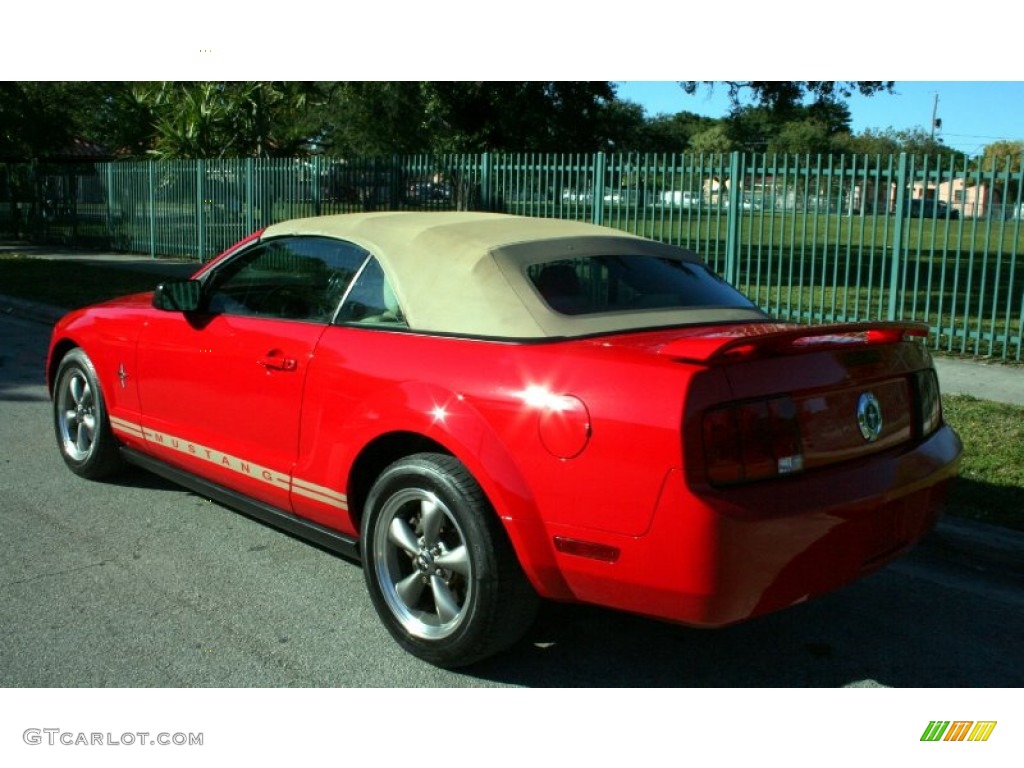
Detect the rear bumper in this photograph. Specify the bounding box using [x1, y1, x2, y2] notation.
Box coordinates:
[549, 424, 961, 626]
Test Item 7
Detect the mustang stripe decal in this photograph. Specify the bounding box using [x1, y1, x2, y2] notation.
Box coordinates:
[110, 416, 146, 439]
[292, 478, 348, 508]
[109, 417, 348, 511]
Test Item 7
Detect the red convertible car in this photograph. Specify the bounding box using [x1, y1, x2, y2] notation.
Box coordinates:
[48, 212, 961, 667]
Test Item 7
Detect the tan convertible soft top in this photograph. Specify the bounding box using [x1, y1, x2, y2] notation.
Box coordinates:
[262, 212, 765, 338]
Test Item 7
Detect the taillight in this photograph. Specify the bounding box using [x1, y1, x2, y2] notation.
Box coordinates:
[913, 369, 942, 437]
[702, 395, 804, 486]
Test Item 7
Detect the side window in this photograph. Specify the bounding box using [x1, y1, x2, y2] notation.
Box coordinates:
[336, 257, 407, 327]
[205, 237, 368, 322]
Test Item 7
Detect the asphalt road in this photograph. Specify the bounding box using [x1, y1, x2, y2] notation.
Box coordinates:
[1, 312, 1022, 687]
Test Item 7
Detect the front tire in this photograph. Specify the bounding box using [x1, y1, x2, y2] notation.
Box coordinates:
[361, 453, 538, 667]
[53, 348, 124, 479]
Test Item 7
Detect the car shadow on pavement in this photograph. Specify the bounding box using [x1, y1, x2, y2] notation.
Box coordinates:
[462, 558, 1023, 687]
[10, 398, 1004, 687]
[0, 354, 50, 402]
[63, 454, 1024, 688]
[0, 388, 49, 403]
[105, 464, 185, 493]
[946, 476, 1024, 537]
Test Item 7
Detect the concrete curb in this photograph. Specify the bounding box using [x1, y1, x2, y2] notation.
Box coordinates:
[933, 357, 1024, 407]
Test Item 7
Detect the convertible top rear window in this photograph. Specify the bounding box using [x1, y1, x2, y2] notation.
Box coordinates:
[527, 255, 756, 316]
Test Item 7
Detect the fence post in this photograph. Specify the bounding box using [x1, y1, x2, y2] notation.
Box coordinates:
[591, 152, 606, 225]
[148, 161, 156, 259]
[103, 163, 113, 249]
[312, 155, 321, 217]
[888, 153, 909, 321]
[480, 152, 492, 211]
[29, 159, 40, 241]
[724, 151, 743, 285]
[245, 157, 254, 233]
[197, 159, 205, 261]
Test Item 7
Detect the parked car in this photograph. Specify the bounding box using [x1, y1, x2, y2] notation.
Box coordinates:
[406, 181, 452, 203]
[602, 187, 643, 206]
[658, 190, 701, 209]
[560, 188, 593, 204]
[48, 212, 961, 667]
[904, 198, 960, 220]
[725, 194, 763, 212]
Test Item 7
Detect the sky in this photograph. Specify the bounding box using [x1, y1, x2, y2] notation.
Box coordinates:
[613, 81, 1024, 157]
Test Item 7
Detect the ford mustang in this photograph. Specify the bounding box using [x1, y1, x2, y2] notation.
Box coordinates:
[47, 212, 961, 667]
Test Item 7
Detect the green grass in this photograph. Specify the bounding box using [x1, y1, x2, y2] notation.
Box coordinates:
[563, 208, 1024, 359]
[0, 254, 170, 308]
[1, 255, 1020, 532]
[941, 394, 1024, 532]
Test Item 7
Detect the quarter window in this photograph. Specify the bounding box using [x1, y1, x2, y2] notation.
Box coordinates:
[337, 257, 407, 327]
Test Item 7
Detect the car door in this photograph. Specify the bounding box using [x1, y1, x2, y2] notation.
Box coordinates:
[134, 235, 369, 511]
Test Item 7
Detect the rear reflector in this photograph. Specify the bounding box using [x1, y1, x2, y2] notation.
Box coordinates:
[553, 537, 621, 563]
[703, 395, 804, 486]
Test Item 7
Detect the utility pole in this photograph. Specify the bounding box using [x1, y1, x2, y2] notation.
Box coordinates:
[930, 92, 941, 140]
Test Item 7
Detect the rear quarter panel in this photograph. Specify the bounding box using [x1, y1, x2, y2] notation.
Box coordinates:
[293, 327, 700, 540]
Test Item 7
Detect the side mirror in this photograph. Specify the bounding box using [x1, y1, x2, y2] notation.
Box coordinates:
[153, 280, 203, 312]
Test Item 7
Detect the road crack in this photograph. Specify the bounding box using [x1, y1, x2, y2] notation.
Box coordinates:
[1, 559, 113, 588]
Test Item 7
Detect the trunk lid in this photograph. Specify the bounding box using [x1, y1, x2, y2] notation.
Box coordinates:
[602, 322, 937, 484]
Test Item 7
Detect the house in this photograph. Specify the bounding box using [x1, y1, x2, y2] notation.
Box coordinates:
[932, 178, 999, 219]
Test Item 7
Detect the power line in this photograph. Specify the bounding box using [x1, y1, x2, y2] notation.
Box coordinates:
[942, 132, 1024, 142]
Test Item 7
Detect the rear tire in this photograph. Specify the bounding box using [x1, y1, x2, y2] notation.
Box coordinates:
[53, 348, 124, 479]
[361, 453, 539, 667]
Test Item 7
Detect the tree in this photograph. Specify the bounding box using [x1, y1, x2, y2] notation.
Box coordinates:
[977, 140, 1024, 173]
[0, 82, 83, 160]
[0, 82, 158, 160]
[631, 110, 718, 153]
[894, 127, 962, 162]
[714, 98, 852, 154]
[593, 99, 648, 151]
[132, 82, 327, 159]
[688, 124, 734, 153]
[831, 128, 902, 157]
[324, 82, 620, 156]
[321, 82, 428, 156]
[826, 127, 964, 165]
[768, 120, 834, 155]
[680, 81, 895, 113]
[3, 80, 630, 161]
[2, 80, 952, 163]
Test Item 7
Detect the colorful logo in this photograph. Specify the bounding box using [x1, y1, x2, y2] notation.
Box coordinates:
[921, 721, 997, 742]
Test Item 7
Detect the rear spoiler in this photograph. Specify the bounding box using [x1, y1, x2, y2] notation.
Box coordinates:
[658, 322, 929, 364]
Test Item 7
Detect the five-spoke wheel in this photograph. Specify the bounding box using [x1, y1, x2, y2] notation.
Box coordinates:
[362, 453, 538, 667]
[53, 348, 123, 479]
[371, 486, 473, 639]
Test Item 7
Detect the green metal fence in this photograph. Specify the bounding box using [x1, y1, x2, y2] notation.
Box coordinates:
[2, 152, 1022, 360]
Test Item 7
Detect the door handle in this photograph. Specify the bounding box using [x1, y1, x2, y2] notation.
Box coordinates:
[258, 350, 298, 371]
